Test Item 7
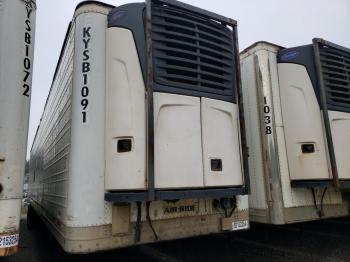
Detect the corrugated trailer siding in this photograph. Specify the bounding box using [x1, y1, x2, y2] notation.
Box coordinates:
[30, 26, 74, 221]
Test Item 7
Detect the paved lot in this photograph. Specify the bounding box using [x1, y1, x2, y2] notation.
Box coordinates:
[2, 217, 350, 262]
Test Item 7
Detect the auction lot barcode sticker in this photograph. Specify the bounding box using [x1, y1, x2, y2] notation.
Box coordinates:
[0, 234, 19, 248]
[232, 220, 249, 231]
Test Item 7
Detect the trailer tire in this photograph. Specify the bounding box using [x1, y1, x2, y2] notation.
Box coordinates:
[27, 204, 40, 230]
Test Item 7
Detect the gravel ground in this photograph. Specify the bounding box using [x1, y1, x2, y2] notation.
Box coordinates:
[1, 217, 350, 262]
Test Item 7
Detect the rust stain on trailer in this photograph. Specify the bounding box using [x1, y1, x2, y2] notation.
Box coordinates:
[0, 245, 18, 257]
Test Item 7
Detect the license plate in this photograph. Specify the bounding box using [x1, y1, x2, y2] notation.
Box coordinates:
[232, 220, 249, 231]
[0, 234, 19, 248]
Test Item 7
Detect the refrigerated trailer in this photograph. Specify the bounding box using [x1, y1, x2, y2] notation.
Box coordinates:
[0, 0, 36, 256]
[28, 0, 250, 253]
[241, 40, 349, 224]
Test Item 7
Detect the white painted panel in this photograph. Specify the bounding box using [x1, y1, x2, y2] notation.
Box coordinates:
[329, 111, 350, 180]
[68, 12, 107, 227]
[0, 0, 35, 198]
[201, 98, 243, 187]
[0, 0, 36, 237]
[278, 63, 330, 180]
[154, 93, 203, 189]
[105, 28, 146, 190]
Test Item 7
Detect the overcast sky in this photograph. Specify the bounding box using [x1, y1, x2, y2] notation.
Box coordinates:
[27, 0, 350, 157]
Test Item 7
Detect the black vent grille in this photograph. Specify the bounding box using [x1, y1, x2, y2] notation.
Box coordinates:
[151, 5, 236, 102]
[319, 43, 350, 111]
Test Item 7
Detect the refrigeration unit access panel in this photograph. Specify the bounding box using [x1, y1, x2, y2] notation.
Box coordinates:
[277, 39, 350, 185]
[102, 0, 248, 201]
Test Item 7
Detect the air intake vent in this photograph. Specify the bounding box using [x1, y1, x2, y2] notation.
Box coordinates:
[318, 43, 350, 111]
[151, 4, 236, 102]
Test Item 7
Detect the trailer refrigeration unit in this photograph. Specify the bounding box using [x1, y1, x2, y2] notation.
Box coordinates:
[240, 40, 350, 224]
[28, 0, 250, 253]
[0, 0, 36, 256]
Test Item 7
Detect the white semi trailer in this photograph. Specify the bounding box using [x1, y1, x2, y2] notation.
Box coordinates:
[0, 0, 36, 256]
[240, 40, 349, 224]
[28, 0, 250, 254]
